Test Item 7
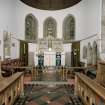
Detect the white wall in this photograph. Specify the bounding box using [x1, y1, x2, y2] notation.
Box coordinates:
[0, 31, 4, 60]
[15, 0, 102, 64]
[15, 0, 85, 40]
[79, 0, 102, 64]
[81, 0, 102, 38]
[0, 0, 17, 59]
[28, 43, 37, 65]
[0, 0, 102, 61]
[0, 0, 16, 34]
[80, 34, 101, 65]
[15, 0, 101, 40]
[11, 38, 20, 59]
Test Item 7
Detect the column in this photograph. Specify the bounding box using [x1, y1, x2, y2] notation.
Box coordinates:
[0, 58, 3, 80]
[74, 74, 79, 96]
[101, 0, 105, 52]
[5, 92, 8, 105]
[20, 75, 24, 96]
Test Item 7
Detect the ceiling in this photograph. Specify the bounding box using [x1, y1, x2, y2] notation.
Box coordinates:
[20, 0, 82, 10]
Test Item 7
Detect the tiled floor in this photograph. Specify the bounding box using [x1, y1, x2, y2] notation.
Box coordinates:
[14, 69, 83, 105]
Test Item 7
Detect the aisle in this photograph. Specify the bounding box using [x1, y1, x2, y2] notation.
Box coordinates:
[14, 84, 83, 105]
[14, 68, 83, 105]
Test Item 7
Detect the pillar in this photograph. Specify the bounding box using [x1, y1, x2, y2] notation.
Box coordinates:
[0, 58, 3, 80]
[20, 75, 24, 96]
[74, 74, 79, 96]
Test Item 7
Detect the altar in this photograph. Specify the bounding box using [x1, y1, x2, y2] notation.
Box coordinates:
[36, 35, 65, 66]
[44, 51, 56, 66]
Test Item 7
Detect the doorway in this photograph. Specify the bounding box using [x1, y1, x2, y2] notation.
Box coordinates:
[38, 55, 44, 67]
[20, 40, 28, 66]
[56, 52, 61, 66]
[71, 41, 80, 67]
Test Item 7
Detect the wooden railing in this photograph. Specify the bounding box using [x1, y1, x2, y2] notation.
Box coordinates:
[0, 72, 24, 105]
[1, 63, 96, 80]
[75, 73, 105, 105]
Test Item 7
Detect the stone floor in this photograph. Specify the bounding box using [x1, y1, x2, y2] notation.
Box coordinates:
[14, 84, 83, 105]
[14, 69, 83, 105]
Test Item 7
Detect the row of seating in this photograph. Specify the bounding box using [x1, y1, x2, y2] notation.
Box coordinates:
[1, 58, 25, 77]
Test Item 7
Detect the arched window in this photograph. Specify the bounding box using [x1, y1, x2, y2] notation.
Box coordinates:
[43, 17, 57, 38]
[63, 15, 75, 42]
[25, 14, 38, 42]
[83, 46, 87, 59]
[87, 43, 93, 65]
[93, 41, 97, 65]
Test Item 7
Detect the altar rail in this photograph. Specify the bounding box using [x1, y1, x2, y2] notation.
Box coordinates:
[75, 73, 105, 105]
[0, 72, 24, 105]
[1, 65, 92, 80]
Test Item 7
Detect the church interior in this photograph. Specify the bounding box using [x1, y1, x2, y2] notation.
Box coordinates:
[0, 0, 105, 105]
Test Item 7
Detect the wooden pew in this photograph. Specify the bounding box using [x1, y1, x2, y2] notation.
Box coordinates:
[1, 59, 25, 77]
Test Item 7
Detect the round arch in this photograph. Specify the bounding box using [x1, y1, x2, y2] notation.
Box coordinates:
[63, 14, 75, 43]
[25, 13, 38, 42]
[87, 43, 93, 65]
[83, 46, 87, 59]
[43, 17, 57, 38]
[92, 41, 97, 65]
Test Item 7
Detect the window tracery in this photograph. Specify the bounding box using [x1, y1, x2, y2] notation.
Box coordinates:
[43, 17, 57, 38]
[25, 14, 38, 42]
[63, 15, 75, 42]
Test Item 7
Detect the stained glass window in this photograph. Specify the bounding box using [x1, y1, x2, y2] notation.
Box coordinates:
[25, 14, 38, 42]
[63, 15, 75, 41]
[43, 17, 57, 38]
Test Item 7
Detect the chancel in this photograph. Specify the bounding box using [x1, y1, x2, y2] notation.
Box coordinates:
[0, 0, 105, 105]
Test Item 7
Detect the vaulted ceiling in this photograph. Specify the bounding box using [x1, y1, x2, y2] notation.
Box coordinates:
[20, 0, 82, 10]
